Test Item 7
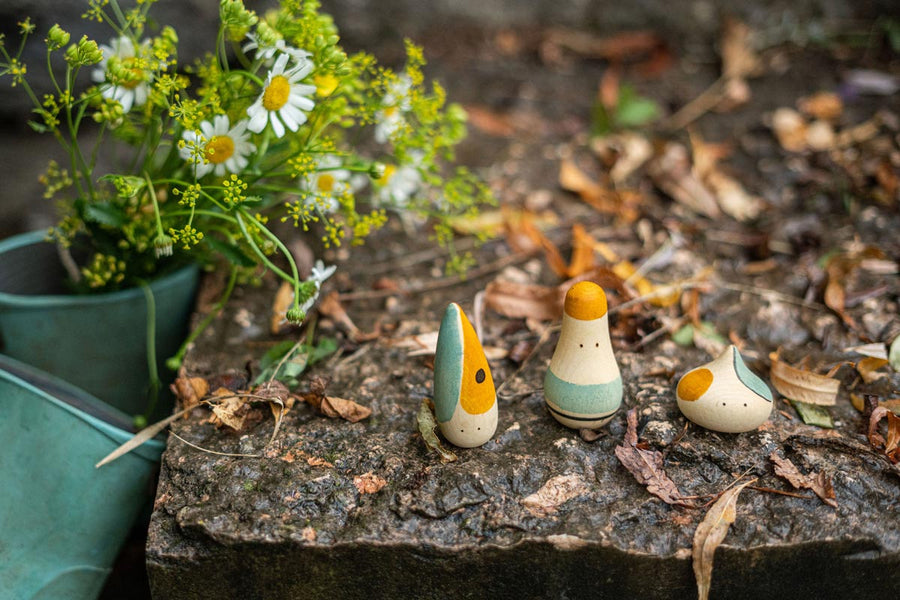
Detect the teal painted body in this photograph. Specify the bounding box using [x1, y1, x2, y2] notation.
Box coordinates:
[433, 304, 463, 423]
[0, 231, 199, 420]
[543, 369, 623, 415]
[732, 350, 773, 402]
[0, 355, 164, 600]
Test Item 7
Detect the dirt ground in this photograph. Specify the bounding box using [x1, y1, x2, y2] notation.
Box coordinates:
[109, 15, 900, 600]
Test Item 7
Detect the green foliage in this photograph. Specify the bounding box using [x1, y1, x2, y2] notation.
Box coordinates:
[1, 0, 492, 319]
[254, 337, 338, 388]
[592, 84, 660, 135]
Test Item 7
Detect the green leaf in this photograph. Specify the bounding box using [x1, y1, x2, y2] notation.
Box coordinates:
[204, 236, 256, 268]
[253, 337, 338, 388]
[591, 102, 613, 136]
[889, 335, 900, 371]
[672, 324, 695, 346]
[27, 120, 48, 133]
[417, 399, 457, 463]
[84, 203, 128, 227]
[615, 85, 660, 129]
[790, 400, 834, 428]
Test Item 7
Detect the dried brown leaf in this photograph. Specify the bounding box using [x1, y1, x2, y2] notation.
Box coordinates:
[209, 395, 250, 431]
[771, 107, 808, 152]
[353, 472, 388, 495]
[319, 396, 371, 423]
[692, 479, 755, 600]
[857, 357, 889, 384]
[648, 142, 721, 219]
[614, 409, 693, 507]
[271, 280, 295, 334]
[868, 406, 900, 462]
[769, 452, 837, 508]
[521, 474, 590, 517]
[416, 399, 457, 463]
[797, 92, 843, 121]
[769, 352, 839, 406]
[464, 104, 516, 137]
[170, 373, 209, 416]
[318, 291, 359, 336]
[484, 279, 565, 321]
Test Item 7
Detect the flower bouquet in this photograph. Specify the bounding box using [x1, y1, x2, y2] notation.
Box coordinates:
[0, 0, 492, 371]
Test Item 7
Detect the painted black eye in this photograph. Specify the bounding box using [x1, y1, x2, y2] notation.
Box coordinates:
[475, 368, 486, 383]
[595, 342, 599, 348]
[579, 343, 583, 348]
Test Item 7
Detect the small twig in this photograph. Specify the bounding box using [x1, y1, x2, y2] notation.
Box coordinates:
[169, 430, 262, 458]
[715, 280, 826, 311]
[662, 76, 727, 132]
[748, 485, 810, 499]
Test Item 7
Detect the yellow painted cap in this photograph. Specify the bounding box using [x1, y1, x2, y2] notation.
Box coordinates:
[564, 281, 608, 320]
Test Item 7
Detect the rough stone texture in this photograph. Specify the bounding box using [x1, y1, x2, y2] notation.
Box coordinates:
[141, 2, 900, 595]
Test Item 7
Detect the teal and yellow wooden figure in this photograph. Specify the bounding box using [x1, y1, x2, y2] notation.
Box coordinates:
[675, 345, 773, 433]
[433, 303, 498, 448]
[544, 281, 623, 429]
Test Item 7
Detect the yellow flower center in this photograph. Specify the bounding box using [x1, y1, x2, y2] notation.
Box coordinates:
[376, 164, 396, 186]
[119, 58, 145, 89]
[383, 105, 398, 117]
[205, 135, 235, 164]
[262, 75, 291, 111]
[317, 173, 336, 193]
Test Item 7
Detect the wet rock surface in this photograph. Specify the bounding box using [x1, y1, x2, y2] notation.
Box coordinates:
[146, 14, 900, 600]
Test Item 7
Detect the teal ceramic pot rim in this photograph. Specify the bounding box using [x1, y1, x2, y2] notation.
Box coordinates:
[0, 230, 198, 308]
[0, 354, 164, 462]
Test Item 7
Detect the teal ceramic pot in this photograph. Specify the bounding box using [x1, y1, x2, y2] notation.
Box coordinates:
[0, 231, 199, 420]
[0, 355, 164, 600]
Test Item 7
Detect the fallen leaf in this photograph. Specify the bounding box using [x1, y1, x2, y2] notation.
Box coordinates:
[648, 142, 721, 219]
[317, 291, 360, 337]
[320, 396, 371, 422]
[790, 400, 834, 429]
[868, 406, 900, 462]
[769, 452, 838, 507]
[307, 456, 333, 468]
[615, 409, 694, 507]
[591, 132, 654, 184]
[271, 280, 295, 334]
[209, 395, 250, 431]
[857, 357, 889, 383]
[797, 91, 843, 121]
[844, 343, 888, 360]
[256, 380, 294, 444]
[692, 479, 756, 600]
[890, 335, 900, 371]
[170, 373, 209, 416]
[544, 28, 665, 62]
[417, 399, 458, 463]
[463, 104, 516, 137]
[805, 120, 836, 151]
[612, 260, 680, 307]
[559, 159, 641, 221]
[771, 107, 808, 152]
[769, 352, 839, 406]
[353, 472, 388, 494]
[522, 474, 590, 517]
[484, 279, 565, 321]
[690, 130, 764, 221]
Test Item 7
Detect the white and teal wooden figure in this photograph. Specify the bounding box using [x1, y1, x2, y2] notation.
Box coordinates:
[675, 345, 773, 433]
[544, 281, 623, 429]
[433, 303, 498, 448]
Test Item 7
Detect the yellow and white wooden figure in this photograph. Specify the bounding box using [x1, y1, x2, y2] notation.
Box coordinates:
[543, 281, 623, 429]
[675, 345, 773, 433]
[433, 303, 498, 448]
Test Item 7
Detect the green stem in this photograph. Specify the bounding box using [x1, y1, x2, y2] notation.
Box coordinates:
[234, 211, 295, 283]
[139, 280, 160, 421]
[167, 266, 238, 370]
[145, 172, 165, 237]
[240, 209, 302, 312]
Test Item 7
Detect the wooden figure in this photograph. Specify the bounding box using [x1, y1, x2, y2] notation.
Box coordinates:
[433, 303, 498, 448]
[544, 281, 622, 429]
[675, 345, 773, 433]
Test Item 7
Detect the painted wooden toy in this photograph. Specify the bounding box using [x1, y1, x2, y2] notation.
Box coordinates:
[433, 303, 498, 448]
[675, 345, 774, 433]
[544, 281, 623, 429]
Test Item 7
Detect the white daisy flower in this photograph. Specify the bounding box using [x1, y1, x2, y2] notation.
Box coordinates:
[374, 76, 412, 144]
[373, 163, 422, 207]
[243, 33, 312, 66]
[91, 36, 153, 113]
[247, 53, 316, 138]
[298, 260, 337, 313]
[303, 154, 352, 213]
[179, 115, 256, 178]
